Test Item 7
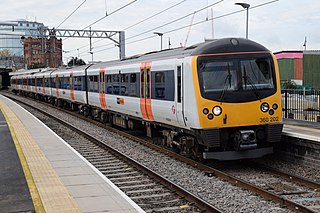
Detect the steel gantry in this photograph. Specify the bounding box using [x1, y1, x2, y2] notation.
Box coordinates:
[27, 27, 126, 60]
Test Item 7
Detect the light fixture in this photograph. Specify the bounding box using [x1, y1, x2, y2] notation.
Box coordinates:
[260, 102, 269, 112]
[212, 106, 222, 116]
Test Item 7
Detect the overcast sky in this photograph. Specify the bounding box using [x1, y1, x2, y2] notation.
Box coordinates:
[1, 0, 319, 63]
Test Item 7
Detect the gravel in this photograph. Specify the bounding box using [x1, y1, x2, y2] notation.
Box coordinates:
[9, 94, 299, 213]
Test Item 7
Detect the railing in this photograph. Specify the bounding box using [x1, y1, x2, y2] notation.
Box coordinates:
[282, 89, 320, 122]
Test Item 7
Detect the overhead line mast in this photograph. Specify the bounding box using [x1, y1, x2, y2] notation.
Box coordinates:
[34, 28, 126, 60]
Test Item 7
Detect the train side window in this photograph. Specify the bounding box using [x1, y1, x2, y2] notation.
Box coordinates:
[155, 72, 165, 98]
[152, 70, 174, 101]
[37, 78, 39, 87]
[81, 76, 85, 91]
[66, 77, 70, 89]
[51, 78, 55, 88]
[93, 75, 98, 93]
[112, 74, 120, 95]
[121, 74, 129, 96]
[129, 73, 137, 97]
[45, 78, 50, 87]
[73, 76, 77, 91]
[106, 75, 112, 94]
[89, 76, 94, 92]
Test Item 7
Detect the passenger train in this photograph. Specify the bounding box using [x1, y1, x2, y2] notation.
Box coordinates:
[10, 38, 283, 160]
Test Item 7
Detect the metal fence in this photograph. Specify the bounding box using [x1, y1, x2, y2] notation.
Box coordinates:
[282, 89, 320, 122]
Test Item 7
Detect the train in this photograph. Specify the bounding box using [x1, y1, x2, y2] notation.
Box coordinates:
[10, 38, 283, 160]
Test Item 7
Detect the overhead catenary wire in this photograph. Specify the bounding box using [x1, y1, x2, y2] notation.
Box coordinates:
[82, 0, 138, 30]
[126, 0, 224, 40]
[56, 0, 87, 29]
[71, 0, 188, 52]
[62, 0, 138, 43]
[90, 0, 279, 56]
[123, 0, 187, 31]
[79, 0, 223, 54]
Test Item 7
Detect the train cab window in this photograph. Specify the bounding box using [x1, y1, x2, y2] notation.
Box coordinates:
[201, 61, 238, 93]
[197, 55, 276, 103]
[240, 59, 274, 90]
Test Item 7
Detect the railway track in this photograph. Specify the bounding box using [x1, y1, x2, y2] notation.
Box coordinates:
[213, 161, 320, 212]
[3, 91, 319, 212]
[3, 93, 220, 212]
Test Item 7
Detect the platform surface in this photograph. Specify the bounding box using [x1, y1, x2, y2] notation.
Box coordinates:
[0, 94, 144, 213]
[283, 118, 320, 142]
[0, 110, 35, 212]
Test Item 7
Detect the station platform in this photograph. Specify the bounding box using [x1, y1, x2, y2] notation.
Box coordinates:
[283, 118, 320, 142]
[0, 94, 144, 213]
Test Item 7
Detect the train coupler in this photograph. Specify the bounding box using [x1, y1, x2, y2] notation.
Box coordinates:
[233, 130, 257, 151]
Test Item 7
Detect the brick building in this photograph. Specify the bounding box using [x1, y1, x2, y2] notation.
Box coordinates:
[24, 37, 62, 68]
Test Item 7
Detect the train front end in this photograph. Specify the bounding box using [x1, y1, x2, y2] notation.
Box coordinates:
[191, 38, 283, 160]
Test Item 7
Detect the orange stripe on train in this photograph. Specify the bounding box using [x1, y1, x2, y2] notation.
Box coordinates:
[139, 62, 154, 121]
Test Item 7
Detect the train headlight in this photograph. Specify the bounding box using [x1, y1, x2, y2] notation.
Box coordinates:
[212, 106, 222, 116]
[260, 102, 269, 112]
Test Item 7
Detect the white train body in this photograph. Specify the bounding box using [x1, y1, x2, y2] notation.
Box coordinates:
[10, 38, 283, 160]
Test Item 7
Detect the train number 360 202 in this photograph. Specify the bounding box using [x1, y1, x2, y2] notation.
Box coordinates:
[260, 116, 279, 123]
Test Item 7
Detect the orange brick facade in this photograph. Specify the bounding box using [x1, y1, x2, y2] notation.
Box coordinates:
[24, 37, 62, 68]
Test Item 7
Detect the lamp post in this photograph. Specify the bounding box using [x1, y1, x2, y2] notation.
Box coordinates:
[235, 2, 250, 39]
[153, 32, 163, 50]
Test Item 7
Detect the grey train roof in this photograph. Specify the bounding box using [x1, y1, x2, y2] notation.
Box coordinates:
[90, 38, 270, 69]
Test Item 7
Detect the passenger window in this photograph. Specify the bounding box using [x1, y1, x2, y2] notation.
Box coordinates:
[155, 72, 165, 98]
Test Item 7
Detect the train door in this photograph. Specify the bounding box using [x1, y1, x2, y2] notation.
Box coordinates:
[140, 63, 154, 121]
[176, 59, 187, 126]
[70, 71, 75, 102]
[99, 68, 107, 109]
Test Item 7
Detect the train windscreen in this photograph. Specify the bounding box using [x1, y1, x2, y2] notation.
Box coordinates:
[197, 54, 277, 103]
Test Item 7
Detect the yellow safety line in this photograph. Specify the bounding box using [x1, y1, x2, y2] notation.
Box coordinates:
[0, 108, 45, 213]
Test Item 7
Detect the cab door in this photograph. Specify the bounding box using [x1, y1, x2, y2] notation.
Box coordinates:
[99, 68, 107, 109]
[176, 59, 187, 126]
[140, 62, 154, 121]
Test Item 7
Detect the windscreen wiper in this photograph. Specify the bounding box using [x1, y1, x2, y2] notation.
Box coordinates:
[219, 63, 232, 102]
[242, 66, 261, 100]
